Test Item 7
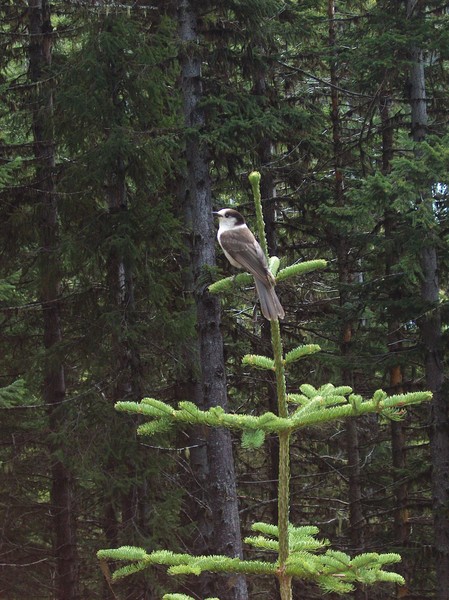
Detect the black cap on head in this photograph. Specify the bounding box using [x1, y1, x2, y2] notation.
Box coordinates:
[222, 209, 245, 225]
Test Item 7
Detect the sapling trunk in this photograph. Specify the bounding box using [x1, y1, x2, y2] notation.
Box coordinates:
[250, 171, 293, 599]
[271, 321, 290, 586]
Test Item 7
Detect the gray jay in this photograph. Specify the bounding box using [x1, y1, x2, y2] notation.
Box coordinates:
[214, 208, 285, 321]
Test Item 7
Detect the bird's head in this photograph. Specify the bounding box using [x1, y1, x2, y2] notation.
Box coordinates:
[213, 208, 245, 229]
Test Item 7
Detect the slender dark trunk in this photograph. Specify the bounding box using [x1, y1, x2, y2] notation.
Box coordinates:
[421, 244, 447, 599]
[389, 349, 411, 597]
[103, 155, 147, 597]
[328, 3, 364, 596]
[406, 3, 449, 597]
[254, 66, 278, 257]
[178, 1, 248, 598]
[105, 156, 141, 411]
[380, 89, 411, 595]
[28, 2, 79, 598]
[102, 40, 146, 596]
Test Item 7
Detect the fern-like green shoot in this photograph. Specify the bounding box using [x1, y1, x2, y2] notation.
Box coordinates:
[284, 344, 321, 364]
[242, 354, 275, 370]
[276, 259, 327, 282]
[241, 429, 265, 448]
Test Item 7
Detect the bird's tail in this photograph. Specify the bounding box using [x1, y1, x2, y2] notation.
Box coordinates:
[254, 279, 285, 321]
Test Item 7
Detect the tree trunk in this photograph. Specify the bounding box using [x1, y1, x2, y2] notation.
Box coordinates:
[104, 174, 148, 599]
[178, 1, 248, 598]
[28, 2, 79, 599]
[406, 2, 448, 597]
[381, 88, 411, 596]
[328, 3, 364, 597]
[420, 246, 448, 599]
[102, 37, 147, 595]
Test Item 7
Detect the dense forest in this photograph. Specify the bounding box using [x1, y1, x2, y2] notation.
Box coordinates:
[1, 0, 448, 599]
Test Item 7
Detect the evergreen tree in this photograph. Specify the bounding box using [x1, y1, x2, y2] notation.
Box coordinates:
[1, 3, 189, 597]
[53, 6, 190, 597]
[28, 2, 79, 597]
[98, 171, 431, 600]
[405, 2, 448, 596]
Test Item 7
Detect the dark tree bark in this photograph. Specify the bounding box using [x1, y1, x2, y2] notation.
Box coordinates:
[101, 34, 147, 597]
[178, 1, 248, 598]
[28, 1, 79, 598]
[420, 242, 448, 598]
[406, 2, 449, 597]
[328, 3, 364, 598]
[380, 87, 412, 596]
[103, 157, 148, 599]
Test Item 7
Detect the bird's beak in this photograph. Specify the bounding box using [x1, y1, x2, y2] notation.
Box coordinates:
[212, 211, 220, 216]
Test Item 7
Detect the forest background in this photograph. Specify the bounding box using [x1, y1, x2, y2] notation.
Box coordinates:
[1, 0, 448, 599]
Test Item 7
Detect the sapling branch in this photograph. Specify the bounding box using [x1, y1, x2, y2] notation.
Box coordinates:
[249, 170, 292, 598]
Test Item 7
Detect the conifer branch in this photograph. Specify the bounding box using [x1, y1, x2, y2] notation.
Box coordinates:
[97, 538, 406, 593]
[242, 354, 275, 370]
[208, 257, 326, 294]
[276, 259, 327, 282]
[284, 344, 321, 364]
[163, 595, 220, 600]
[115, 385, 431, 442]
[116, 388, 431, 437]
[208, 271, 252, 294]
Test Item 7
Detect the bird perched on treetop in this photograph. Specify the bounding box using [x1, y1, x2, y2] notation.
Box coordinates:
[214, 208, 285, 321]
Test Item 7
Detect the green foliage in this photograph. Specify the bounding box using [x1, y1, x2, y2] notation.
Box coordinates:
[1, 0, 445, 596]
[0, 273, 20, 302]
[207, 271, 252, 294]
[241, 429, 265, 449]
[97, 528, 405, 594]
[98, 546, 148, 561]
[98, 547, 276, 580]
[246, 522, 328, 553]
[276, 260, 327, 282]
[101, 173, 432, 598]
[0, 157, 22, 187]
[0, 379, 30, 408]
[241, 354, 275, 370]
[117, 378, 430, 437]
[208, 259, 327, 295]
[284, 344, 321, 365]
[355, 134, 449, 232]
[163, 595, 220, 600]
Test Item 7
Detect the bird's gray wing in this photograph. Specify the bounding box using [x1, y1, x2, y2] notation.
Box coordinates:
[221, 230, 272, 285]
[234, 247, 273, 286]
